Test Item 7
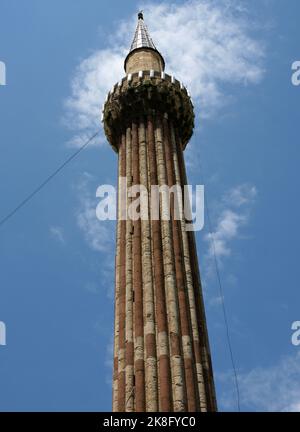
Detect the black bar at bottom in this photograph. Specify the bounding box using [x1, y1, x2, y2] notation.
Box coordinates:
[0, 412, 298, 431]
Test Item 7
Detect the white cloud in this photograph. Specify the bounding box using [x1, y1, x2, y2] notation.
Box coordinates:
[223, 183, 257, 208]
[49, 226, 65, 244]
[206, 183, 257, 261]
[76, 173, 115, 297]
[76, 172, 114, 253]
[218, 352, 300, 412]
[64, 50, 125, 147]
[144, 1, 265, 108]
[207, 210, 245, 258]
[64, 0, 266, 146]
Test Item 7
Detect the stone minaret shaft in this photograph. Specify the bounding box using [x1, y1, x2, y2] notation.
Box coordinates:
[103, 13, 217, 412]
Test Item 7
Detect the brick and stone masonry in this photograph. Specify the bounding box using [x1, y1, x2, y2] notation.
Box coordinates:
[103, 12, 217, 412]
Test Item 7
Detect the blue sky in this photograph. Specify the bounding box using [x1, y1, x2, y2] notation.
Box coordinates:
[0, 0, 299, 412]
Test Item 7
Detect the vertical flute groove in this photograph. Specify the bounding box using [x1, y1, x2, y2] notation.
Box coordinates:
[154, 115, 186, 412]
[112, 135, 122, 412]
[132, 120, 145, 411]
[139, 119, 158, 411]
[125, 126, 134, 411]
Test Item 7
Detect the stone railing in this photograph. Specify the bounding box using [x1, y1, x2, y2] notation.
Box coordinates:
[102, 71, 195, 152]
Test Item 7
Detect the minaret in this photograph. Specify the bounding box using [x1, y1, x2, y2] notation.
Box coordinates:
[103, 12, 217, 412]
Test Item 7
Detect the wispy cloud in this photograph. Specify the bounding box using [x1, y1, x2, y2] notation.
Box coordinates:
[223, 184, 257, 208]
[218, 352, 300, 412]
[206, 183, 257, 262]
[64, 50, 124, 147]
[76, 172, 114, 253]
[64, 0, 266, 146]
[76, 172, 115, 297]
[206, 209, 245, 258]
[49, 226, 65, 244]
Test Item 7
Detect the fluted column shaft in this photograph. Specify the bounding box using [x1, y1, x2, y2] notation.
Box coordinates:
[113, 114, 216, 412]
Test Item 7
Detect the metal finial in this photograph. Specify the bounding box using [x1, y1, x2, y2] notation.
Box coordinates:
[138, 11, 144, 20]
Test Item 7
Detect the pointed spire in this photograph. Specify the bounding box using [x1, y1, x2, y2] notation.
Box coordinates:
[129, 11, 157, 52]
[124, 12, 165, 73]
